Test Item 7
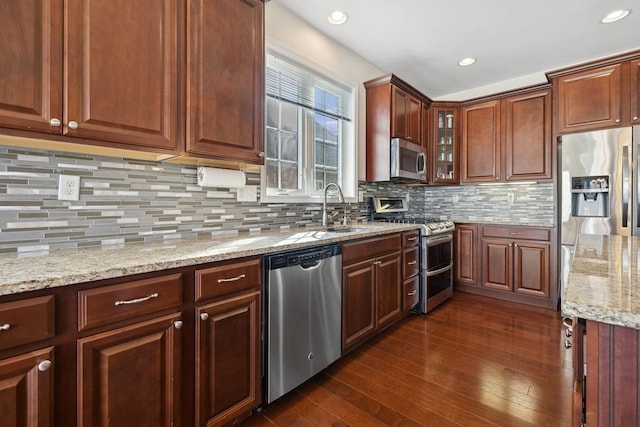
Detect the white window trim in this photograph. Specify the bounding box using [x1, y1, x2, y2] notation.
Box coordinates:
[260, 46, 358, 204]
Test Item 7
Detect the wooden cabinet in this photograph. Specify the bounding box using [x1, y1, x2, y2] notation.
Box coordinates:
[76, 274, 184, 427]
[430, 105, 459, 184]
[186, 0, 265, 163]
[461, 86, 552, 183]
[392, 86, 422, 143]
[454, 224, 478, 287]
[342, 233, 402, 352]
[480, 226, 550, 298]
[194, 258, 262, 427]
[550, 52, 640, 133]
[402, 230, 420, 312]
[364, 74, 431, 182]
[0, 296, 55, 427]
[0, 0, 178, 150]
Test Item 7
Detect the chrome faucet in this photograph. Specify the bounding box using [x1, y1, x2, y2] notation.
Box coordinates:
[322, 183, 345, 227]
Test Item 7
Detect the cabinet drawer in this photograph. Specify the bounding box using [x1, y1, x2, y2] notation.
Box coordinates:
[195, 258, 261, 302]
[402, 230, 420, 247]
[342, 233, 402, 264]
[403, 276, 419, 312]
[481, 226, 550, 241]
[78, 273, 183, 331]
[0, 296, 55, 351]
[403, 246, 420, 279]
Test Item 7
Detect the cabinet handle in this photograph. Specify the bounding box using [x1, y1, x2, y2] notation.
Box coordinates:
[114, 292, 159, 306]
[565, 328, 572, 337]
[373, 260, 382, 265]
[68, 121, 79, 129]
[408, 237, 417, 241]
[509, 232, 520, 235]
[38, 360, 52, 372]
[615, 119, 621, 123]
[407, 290, 417, 296]
[0, 323, 10, 331]
[564, 340, 572, 349]
[173, 320, 183, 329]
[200, 313, 209, 321]
[217, 274, 246, 283]
[408, 260, 417, 265]
[633, 116, 639, 121]
[49, 118, 61, 127]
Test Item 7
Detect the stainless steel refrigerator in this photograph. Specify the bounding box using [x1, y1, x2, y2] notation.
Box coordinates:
[559, 126, 640, 310]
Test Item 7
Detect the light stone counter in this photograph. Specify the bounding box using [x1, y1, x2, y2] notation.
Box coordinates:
[562, 234, 640, 329]
[0, 223, 420, 297]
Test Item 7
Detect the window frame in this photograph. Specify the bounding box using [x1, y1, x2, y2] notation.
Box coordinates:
[260, 48, 358, 204]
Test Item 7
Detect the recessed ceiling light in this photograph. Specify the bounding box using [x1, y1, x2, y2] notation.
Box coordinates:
[601, 9, 631, 23]
[328, 10, 348, 25]
[458, 57, 477, 67]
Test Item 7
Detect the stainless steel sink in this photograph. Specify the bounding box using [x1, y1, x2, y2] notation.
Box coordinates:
[324, 227, 366, 233]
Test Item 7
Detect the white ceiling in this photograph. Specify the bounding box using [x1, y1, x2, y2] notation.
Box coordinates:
[274, 0, 640, 100]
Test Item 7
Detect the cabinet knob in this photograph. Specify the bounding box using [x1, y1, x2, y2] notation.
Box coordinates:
[615, 119, 621, 123]
[200, 313, 209, 321]
[0, 323, 10, 331]
[68, 121, 79, 129]
[258, 152, 265, 158]
[564, 340, 572, 349]
[633, 116, 639, 121]
[407, 290, 417, 296]
[49, 118, 61, 127]
[173, 320, 183, 329]
[408, 260, 417, 265]
[38, 360, 52, 372]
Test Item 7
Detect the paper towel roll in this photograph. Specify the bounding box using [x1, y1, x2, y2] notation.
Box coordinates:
[197, 167, 246, 188]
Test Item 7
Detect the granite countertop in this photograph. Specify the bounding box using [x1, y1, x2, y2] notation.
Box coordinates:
[0, 223, 419, 297]
[562, 234, 640, 329]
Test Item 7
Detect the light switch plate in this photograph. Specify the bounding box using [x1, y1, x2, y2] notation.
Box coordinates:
[58, 174, 80, 201]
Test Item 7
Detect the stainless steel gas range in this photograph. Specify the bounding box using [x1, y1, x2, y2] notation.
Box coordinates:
[371, 196, 454, 313]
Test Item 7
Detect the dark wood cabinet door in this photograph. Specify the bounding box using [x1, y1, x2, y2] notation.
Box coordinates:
[186, 0, 265, 163]
[632, 59, 640, 125]
[503, 89, 552, 181]
[392, 86, 408, 139]
[0, 0, 62, 134]
[65, 0, 178, 149]
[376, 252, 402, 330]
[196, 291, 261, 427]
[0, 347, 54, 427]
[481, 238, 512, 291]
[77, 313, 182, 427]
[461, 100, 501, 183]
[513, 241, 549, 297]
[407, 95, 422, 143]
[454, 224, 478, 287]
[556, 63, 623, 133]
[342, 260, 376, 352]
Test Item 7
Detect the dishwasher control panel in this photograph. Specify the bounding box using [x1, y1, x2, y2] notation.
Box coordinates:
[266, 245, 342, 269]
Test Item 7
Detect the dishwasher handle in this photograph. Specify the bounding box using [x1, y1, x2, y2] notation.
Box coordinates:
[266, 244, 341, 270]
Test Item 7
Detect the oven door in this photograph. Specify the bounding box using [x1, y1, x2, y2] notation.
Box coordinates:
[422, 233, 453, 270]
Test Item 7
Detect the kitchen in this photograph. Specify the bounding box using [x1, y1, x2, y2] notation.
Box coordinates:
[0, 1, 638, 426]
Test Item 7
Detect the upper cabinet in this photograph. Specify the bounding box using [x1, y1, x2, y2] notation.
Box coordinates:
[0, 0, 266, 164]
[549, 52, 640, 133]
[0, 0, 178, 150]
[429, 104, 458, 184]
[460, 86, 552, 184]
[186, 0, 265, 163]
[364, 74, 431, 182]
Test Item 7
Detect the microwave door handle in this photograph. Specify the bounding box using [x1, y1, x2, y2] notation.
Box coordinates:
[416, 152, 426, 174]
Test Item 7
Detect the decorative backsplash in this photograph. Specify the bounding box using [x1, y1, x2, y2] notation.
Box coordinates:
[0, 145, 554, 253]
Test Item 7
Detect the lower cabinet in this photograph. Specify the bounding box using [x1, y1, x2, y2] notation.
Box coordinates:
[454, 223, 557, 309]
[77, 313, 183, 427]
[342, 233, 403, 353]
[0, 346, 54, 427]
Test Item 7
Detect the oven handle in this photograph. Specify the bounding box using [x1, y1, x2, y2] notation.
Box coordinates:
[426, 262, 453, 277]
[425, 233, 453, 245]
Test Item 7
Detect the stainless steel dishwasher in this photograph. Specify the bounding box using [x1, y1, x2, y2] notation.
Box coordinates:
[264, 244, 342, 404]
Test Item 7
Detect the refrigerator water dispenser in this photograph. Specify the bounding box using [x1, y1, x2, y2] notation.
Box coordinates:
[571, 175, 609, 217]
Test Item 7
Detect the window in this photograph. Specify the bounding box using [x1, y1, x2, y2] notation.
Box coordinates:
[261, 50, 356, 203]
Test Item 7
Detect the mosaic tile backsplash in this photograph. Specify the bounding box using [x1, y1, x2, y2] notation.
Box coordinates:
[0, 145, 554, 253]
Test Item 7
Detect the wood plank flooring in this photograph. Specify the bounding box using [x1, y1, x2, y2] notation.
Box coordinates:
[242, 292, 573, 426]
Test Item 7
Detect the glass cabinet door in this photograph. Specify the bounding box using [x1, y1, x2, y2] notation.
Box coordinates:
[433, 108, 457, 183]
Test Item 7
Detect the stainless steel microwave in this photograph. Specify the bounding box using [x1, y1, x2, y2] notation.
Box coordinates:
[390, 138, 427, 181]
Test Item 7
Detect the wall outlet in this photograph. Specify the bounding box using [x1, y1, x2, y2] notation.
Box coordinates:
[358, 190, 364, 202]
[236, 185, 257, 202]
[452, 194, 459, 204]
[58, 174, 80, 201]
[507, 192, 515, 204]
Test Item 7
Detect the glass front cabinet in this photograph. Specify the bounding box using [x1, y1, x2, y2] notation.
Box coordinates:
[430, 105, 458, 184]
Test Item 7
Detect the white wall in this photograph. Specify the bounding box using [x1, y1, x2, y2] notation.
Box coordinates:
[265, 2, 384, 181]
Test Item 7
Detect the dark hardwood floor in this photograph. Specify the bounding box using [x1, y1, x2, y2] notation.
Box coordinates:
[242, 292, 573, 427]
